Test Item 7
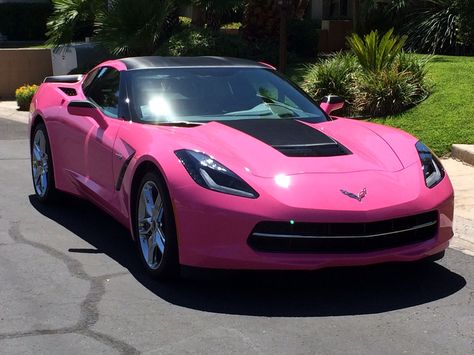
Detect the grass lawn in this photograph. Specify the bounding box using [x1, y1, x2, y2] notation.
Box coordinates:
[372, 55, 474, 156]
[289, 55, 474, 156]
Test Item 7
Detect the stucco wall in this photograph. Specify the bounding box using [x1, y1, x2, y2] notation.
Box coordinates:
[0, 48, 52, 98]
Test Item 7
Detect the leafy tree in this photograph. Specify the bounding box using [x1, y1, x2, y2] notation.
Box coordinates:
[360, 0, 472, 54]
[46, 0, 104, 46]
[189, 0, 243, 30]
[95, 0, 177, 56]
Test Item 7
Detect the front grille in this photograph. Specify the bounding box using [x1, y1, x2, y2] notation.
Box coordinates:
[248, 211, 438, 253]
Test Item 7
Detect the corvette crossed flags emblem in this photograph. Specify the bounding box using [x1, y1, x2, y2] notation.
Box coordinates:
[340, 188, 367, 202]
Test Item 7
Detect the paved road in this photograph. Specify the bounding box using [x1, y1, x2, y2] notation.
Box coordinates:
[0, 118, 473, 354]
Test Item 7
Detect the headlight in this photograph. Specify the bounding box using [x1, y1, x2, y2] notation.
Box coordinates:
[175, 149, 259, 198]
[415, 141, 445, 188]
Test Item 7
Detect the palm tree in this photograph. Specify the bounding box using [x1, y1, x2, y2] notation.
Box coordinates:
[95, 0, 177, 56]
[46, 0, 104, 46]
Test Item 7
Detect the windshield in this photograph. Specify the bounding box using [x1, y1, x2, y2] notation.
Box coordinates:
[126, 67, 328, 124]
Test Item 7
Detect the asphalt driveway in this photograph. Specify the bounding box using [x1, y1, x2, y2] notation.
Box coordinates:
[0, 114, 472, 354]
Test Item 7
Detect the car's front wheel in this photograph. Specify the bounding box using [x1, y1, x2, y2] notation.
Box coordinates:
[31, 122, 57, 203]
[135, 172, 179, 279]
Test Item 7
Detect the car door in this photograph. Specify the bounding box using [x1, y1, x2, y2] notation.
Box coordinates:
[80, 66, 123, 211]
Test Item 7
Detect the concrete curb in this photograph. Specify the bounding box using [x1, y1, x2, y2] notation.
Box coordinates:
[452, 144, 474, 166]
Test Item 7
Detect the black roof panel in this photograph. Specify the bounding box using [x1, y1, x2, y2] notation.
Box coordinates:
[119, 56, 269, 70]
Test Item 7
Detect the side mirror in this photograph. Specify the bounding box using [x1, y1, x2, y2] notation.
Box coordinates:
[67, 100, 108, 128]
[320, 95, 345, 115]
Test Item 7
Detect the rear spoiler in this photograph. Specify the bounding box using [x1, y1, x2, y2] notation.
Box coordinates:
[43, 74, 83, 83]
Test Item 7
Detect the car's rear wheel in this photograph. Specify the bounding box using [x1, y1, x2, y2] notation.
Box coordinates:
[31, 123, 57, 203]
[135, 172, 179, 279]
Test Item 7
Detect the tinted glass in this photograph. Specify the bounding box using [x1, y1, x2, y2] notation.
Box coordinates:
[86, 67, 120, 118]
[82, 67, 100, 94]
[127, 67, 327, 124]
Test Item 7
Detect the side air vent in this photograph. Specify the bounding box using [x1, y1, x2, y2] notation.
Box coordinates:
[59, 87, 77, 96]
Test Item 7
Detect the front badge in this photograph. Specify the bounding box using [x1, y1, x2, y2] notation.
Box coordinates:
[340, 188, 367, 202]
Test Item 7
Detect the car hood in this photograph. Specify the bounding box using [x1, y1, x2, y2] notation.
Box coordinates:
[159, 118, 405, 178]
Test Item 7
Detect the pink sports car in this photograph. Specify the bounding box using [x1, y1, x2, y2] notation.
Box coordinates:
[29, 56, 454, 279]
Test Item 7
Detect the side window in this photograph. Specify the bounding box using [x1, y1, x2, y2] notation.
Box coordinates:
[86, 67, 121, 118]
[82, 68, 100, 94]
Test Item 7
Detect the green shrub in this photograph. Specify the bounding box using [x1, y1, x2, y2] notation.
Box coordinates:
[302, 52, 360, 103]
[179, 16, 192, 27]
[221, 22, 241, 30]
[15, 85, 38, 111]
[347, 29, 407, 73]
[161, 27, 217, 56]
[393, 52, 431, 99]
[301, 48, 430, 116]
[354, 69, 420, 116]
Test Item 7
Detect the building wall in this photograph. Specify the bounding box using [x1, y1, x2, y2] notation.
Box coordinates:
[0, 48, 52, 98]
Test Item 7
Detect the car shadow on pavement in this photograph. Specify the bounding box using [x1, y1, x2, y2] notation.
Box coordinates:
[29, 194, 467, 317]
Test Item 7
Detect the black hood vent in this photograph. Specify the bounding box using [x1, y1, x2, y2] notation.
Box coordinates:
[220, 119, 351, 157]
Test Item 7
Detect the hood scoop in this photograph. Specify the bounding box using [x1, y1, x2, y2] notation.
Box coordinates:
[220, 119, 351, 157]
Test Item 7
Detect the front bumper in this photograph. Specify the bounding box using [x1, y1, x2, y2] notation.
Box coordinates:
[171, 165, 454, 270]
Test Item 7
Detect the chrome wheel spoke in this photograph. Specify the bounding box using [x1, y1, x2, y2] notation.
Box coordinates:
[33, 144, 42, 162]
[147, 236, 158, 266]
[152, 193, 162, 219]
[40, 173, 47, 191]
[142, 186, 155, 217]
[34, 170, 41, 186]
[155, 228, 165, 254]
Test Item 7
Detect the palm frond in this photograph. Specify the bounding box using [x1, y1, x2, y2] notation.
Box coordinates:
[94, 0, 176, 56]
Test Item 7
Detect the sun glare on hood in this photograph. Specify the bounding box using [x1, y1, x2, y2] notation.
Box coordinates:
[274, 174, 291, 188]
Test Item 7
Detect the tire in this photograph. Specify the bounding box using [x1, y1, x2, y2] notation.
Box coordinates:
[31, 122, 58, 203]
[134, 171, 179, 279]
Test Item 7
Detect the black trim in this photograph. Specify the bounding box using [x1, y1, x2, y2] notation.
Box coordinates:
[44, 75, 82, 83]
[321, 95, 345, 104]
[115, 152, 135, 191]
[120, 56, 269, 70]
[220, 119, 351, 157]
[68, 100, 96, 109]
[248, 211, 439, 253]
